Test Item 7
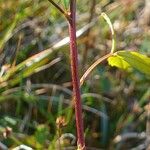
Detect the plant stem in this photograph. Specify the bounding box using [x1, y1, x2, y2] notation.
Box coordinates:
[47, 0, 70, 20]
[68, 0, 85, 149]
[101, 13, 116, 53]
[80, 53, 112, 86]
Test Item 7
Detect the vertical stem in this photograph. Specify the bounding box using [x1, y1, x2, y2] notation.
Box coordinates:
[68, 0, 85, 149]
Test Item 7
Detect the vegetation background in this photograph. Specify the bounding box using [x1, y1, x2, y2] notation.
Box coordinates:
[0, 0, 150, 149]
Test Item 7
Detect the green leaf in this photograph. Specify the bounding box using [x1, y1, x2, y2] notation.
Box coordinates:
[0, 14, 19, 50]
[108, 54, 130, 69]
[108, 50, 150, 75]
[118, 51, 150, 75]
[63, 0, 69, 9]
[35, 125, 49, 146]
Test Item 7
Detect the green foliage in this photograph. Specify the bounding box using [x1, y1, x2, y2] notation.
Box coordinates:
[108, 51, 150, 75]
[0, 49, 55, 88]
[35, 125, 49, 148]
[108, 54, 130, 69]
[0, 15, 18, 50]
[0, 0, 150, 149]
[63, 0, 69, 9]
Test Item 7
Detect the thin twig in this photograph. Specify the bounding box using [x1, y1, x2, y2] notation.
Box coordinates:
[80, 13, 116, 86]
[81, 93, 113, 103]
[34, 57, 61, 73]
[101, 13, 116, 53]
[37, 95, 108, 119]
[114, 132, 146, 143]
[2, 83, 72, 96]
[47, 0, 70, 20]
[80, 53, 112, 86]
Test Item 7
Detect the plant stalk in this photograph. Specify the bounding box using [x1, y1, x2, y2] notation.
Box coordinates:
[68, 0, 85, 149]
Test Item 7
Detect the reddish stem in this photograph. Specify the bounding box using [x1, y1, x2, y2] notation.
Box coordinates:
[68, 0, 85, 149]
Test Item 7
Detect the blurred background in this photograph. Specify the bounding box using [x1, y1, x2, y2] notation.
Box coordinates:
[0, 0, 150, 149]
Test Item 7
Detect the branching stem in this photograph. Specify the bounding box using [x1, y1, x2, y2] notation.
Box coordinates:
[47, 0, 70, 20]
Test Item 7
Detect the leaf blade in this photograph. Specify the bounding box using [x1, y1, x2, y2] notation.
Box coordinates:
[118, 51, 150, 75]
[108, 50, 150, 76]
[108, 54, 130, 70]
